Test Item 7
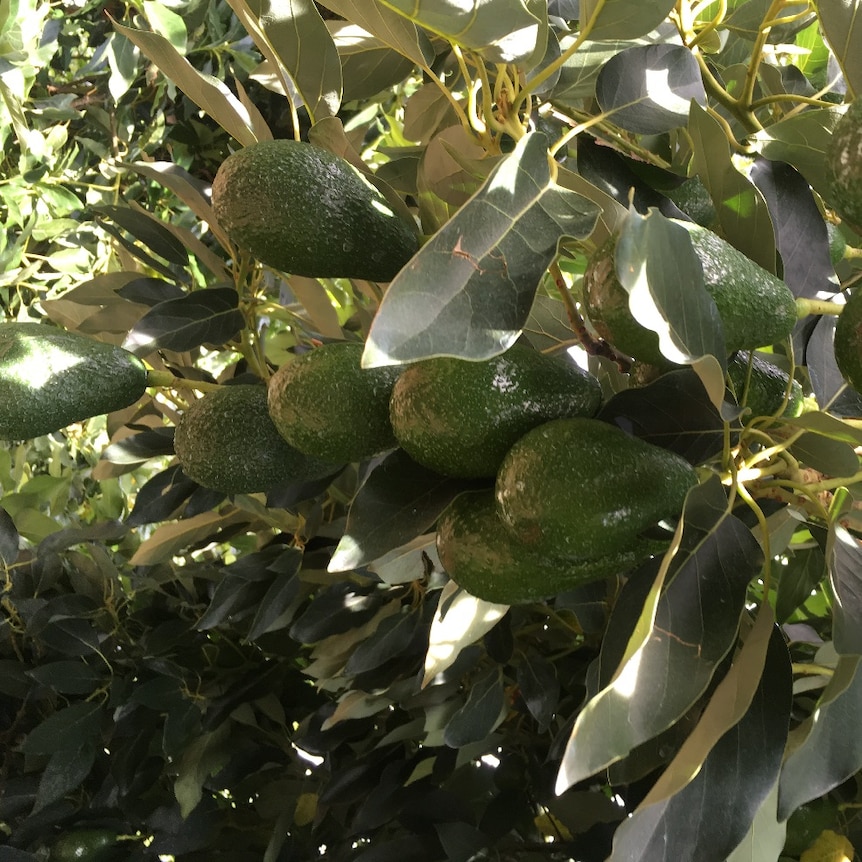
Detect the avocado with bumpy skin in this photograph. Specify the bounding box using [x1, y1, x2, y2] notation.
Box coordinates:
[389, 344, 603, 478]
[496, 417, 697, 562]
[211, 139, 418, 281]
[827, 98, 862, 229]
[583, 222, 798, 365]
[835, 287, 862, 393]
[0, 322, 148, 440]
[268, 341, 402, 463]
[437, 490, 659, 604]
[174, 384, 338, 494]
[726, 351, 804, 418]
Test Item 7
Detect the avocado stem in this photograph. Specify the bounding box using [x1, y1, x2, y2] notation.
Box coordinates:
[145, 370, 221, 393]
[795, 297, 845, 318]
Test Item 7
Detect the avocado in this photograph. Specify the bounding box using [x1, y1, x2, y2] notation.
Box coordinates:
[583, 221, 798, 365]
[389, 344, 603, 478]
[50, 829, 122, 862]
[495, 417, 697, 562]
[174, 384, 338, 494]
[827, 99, 862, 229]
[0, 322, 148, 440]
[437, 490, 656, 604]
[726, 351, 804, 418]
[835, 287, 862, 393]
[268, 341, 402, 463]
[211, 139, 418, 281]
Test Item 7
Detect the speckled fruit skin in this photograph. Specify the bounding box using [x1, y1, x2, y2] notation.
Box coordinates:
[436, 490, 655, 604]
[827, 99, 862, 229]
[267, 341, 402, 463]
[211, 140, 418, 281]
[174, 384, 338, 494]
[835, 288, 862, 393]
[495, 417, 697, 562]
[584, 222, 798, 365]
[0, 322, 148, 440]
[726, 351, 803, 418]
[389, 344, 603, 478]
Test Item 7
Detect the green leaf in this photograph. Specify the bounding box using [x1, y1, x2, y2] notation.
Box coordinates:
[111, 18, 271, 146]
[0, 505, 18, 565]
[775, 546, 827, 623]
[122, 286, 244, 356]
[688, 101, 776, 273]
[32, 742, 97, 813]
[580, 0, 675, 39]
[344, 609, 422, 675]
[93, 204, 189, 267]
[443, 665, 506, 748]
[328, 449, 478, 572]
[376, 0, 545, 64]
[827, 524, 862, 655]
[817, 0, 862, 97]
[515, 649, 559, 732]
[247, 547, 305, 640]
[227, 0, 341, 122]
[362, 132, 600, 367]
[790, 431, 860, 477]
[142, 0, 188, 53]
[596, 44, 706, 134]
[174, 721, 232, 818]
[22, 701, 102, 756]
[27, 660, 103, 695]
[725, 783, 787, 862]
[555, 477, 763, 792]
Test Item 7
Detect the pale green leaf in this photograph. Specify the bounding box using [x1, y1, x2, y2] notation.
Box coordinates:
[817, 0, 862, 96]
[142, 0, 188, 53]
[580, 0, 675, 40]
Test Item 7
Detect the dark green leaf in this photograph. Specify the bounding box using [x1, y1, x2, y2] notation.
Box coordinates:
[21, 701, 102, 756]
[596, 44, 706, 134]
[27, 661, 103, 695]
[0, 505, 19, 566]
[94, 204, 189, 266]
[32, 742, 96, 813]
[790, 431, 860, 477]
[333, 22, 418, 102]
[126, 465, 197, 526]
[444, 665, 506, 748]
[196, 554, 274, 631]
[435, 821, 489, 862]
[289, 582, 385, 643]
[102, 428, 176, 465]
[247, 547, 305, 640]
[817, 0, 862, 95]
[775, 546, 827, 623]
[363, 132, 600, 366]
[345, 609, 421, 676]
[580, 0, 675, 39]
[117, 276, 186, 306]
[828, 525, 862, 655]
[515, 649, 559, 732]
[38, 617, 100, 657]
[122, 287, 244, 356]
[329, 449, 480, 571]
[556, 478, 763, 791]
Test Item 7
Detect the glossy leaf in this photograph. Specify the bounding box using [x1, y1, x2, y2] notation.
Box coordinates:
[0, 506, 18, 566]
[688, 102, 776, 273]
[94, 204, 188, 266]
[377, 0, 544, 64]
[556, 478, 763, 792]
[21, 701, 102, 756]
[329, 449, 479, 571]
[580, 0, 675, 39]
[111, 19, 271, 146]
[227, 0, 341, 122]
[122, 287, 244, 356]
[775, 546, 827, 624]
[33, 743, 96, 813]
[817, 0, 862, 96]
[515, 649, 560, 732]
[362, 132, 600, 367]
[596, 44, 706, 134]
[443, 664, 506, 747]
[827, 524, 862, 655]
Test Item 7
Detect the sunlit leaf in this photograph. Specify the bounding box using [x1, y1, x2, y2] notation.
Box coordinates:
[817, 0, 862, 96]
[363, 132, 600, 367]
[827, 524, 862, 655]
[580, 0, 675, 39]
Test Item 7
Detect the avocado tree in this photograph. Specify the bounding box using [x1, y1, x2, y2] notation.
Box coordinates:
[2, 1, 862, 860]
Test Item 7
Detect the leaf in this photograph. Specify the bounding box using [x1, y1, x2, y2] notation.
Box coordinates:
[688, 101, 776, 273]
[362, 132, 600, 367]
[122, 287, 244, 356]
[595, 44, 706, 134]
[778, 654, 862, 819]
[443, 665, 506, 748]
[344, 609, 422, 675]
[776, 546, 827, 623]
[94, 204, 188, 266]
[0, 505, 18, 566]
[126, 465, 198, 526]
[555, 478, 763, 792]
[227, 0, 341, 122]
[247, 547, 305, 640]
[817, 0, 862, 96]
[111, 18, 271, 146]
[580, 0, 675, 39]
[598, 367, 726, 465]
[329, 449, 479, 571]
[21, 701, 102, 756]
[117, 276, 186, 306]
[515, 649, 560, 732]
[423, 581, 508, 687]
[290, 581, 387, 643]
[608, 618, 791, 862]
[377, 0, 544, 65]
[827, 525, 862, 655]
[174, 721, 232, 818]
[27, 660, 103, 695]
[725, 782, 787, 862]
[288, 275, 345, 339]
[790, 432, 860, 477]
[32, 742, 96, 813]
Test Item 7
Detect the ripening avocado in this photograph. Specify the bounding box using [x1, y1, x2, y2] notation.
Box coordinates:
[726, 351, 804, 418]
[211, 139, 418, 281]
[495, 417, 697, 562]
[174, 384, 338, 494]
[0, 322, 148, 440]
[583, 221, 798, 365]
[436, 490, 656, 604]
[268, 341, 402, 463]
[389, 344, 603, 478]
[826, 99, 862, 229]
[835, 287, 862, 393]
[50, 828, 122, 862]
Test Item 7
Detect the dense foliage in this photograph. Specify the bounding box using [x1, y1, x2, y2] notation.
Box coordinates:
[2, 1, 862, 860]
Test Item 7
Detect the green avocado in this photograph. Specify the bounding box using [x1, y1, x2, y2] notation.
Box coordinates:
[0, 322, 148, 440]
[583, 222, 798, 365]
[436, 490, 656, 604]
[495, 417, 697, 562]
[726, 351, 804, 418]
[211, 139, 418, 282]
[268, 341, 402, 463]
[50, 828, 122, 862]
[389, 344, 603, 478]
[827, 99, 862, 229]
[835, 287, 862, 393]
[174, 384, 338, 494]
